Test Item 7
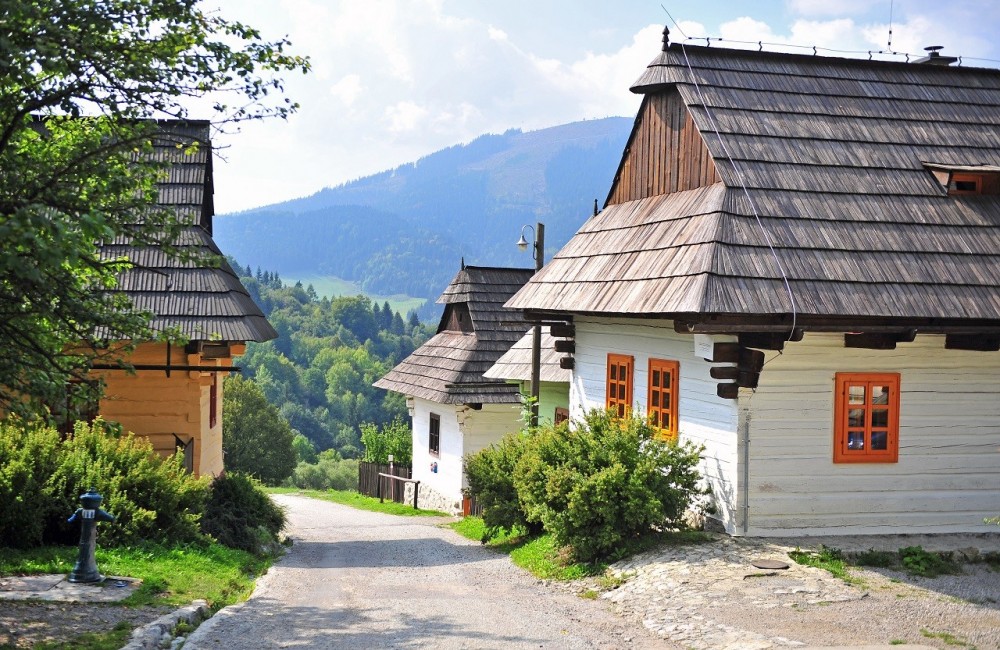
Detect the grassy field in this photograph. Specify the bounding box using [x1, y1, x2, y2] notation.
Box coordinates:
[285, 275, 426, 315]
[267, 487, 450, 517]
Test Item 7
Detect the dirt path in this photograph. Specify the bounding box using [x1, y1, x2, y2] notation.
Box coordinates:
[183, 494, 672, 649]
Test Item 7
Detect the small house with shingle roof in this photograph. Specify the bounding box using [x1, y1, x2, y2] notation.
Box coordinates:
[375, 264, 533, 513]
[89, 121, 276, 477]
[483, 326, 571, 426]
[506, 31, 1000, 536]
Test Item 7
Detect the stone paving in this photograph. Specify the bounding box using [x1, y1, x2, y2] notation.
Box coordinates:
[602, 536, 866, 649]
[0, 574, 140, 602]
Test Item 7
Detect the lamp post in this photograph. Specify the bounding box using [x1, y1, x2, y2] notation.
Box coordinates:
[517, 222, 544, 428]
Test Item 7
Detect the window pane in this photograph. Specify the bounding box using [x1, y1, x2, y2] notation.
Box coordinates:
[651, 391, 659, 407]
[871, 430, 888, 450]
[871, 409, 889, 428]
[847, 431, 865, 449]
[872, 385, 889, 405]
[652, 370, 660, 388]
[618, 384, 625, 400]
[848, 408, 865, 428]
[617, 404, 625, 417]
[662, 371, 671, 388]
[848, 386, 865, 404]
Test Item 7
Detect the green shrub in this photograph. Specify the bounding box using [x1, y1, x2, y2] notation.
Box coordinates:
[514, 409, 704, 563]
[288, 456, 359, 491]
[201, 473, 286, 555]
[46, 419, 210, 547]
[0, 419, 62, 548]
[465, 431, 540, 540]
[899, 546, 961, 577]
[360, 417, 411, 465]
[0, 418, 209, 548]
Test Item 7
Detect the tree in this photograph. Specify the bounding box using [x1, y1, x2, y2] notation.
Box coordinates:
[222, 375, 296, 485]
[0, 0, 309, 416]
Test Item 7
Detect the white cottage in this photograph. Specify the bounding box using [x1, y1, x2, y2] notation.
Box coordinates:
[506, 32, 1000, 537]
[375, 264, 534, 513]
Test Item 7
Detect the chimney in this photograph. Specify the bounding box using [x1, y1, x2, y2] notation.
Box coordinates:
[915, 45, 957, 66]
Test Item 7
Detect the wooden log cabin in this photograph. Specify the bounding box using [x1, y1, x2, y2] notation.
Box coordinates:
[87, 121, 276, 477]
[506, 30, 1000, 536]
[375, 264, 533, 513]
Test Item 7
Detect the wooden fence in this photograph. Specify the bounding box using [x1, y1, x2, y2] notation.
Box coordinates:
[358, 461, 412, 504]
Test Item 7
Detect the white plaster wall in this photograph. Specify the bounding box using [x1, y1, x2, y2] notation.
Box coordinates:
[410, 398, 521, 510]
[410, 397, 463, 509]
[746, 333, 1000, 536]
[572, 317, 740, 532]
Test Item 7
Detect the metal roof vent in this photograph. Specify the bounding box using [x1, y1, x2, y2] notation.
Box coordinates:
[915, 45, 958, 66]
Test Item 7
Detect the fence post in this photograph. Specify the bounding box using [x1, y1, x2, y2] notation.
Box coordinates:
[413, 481, 419, 510]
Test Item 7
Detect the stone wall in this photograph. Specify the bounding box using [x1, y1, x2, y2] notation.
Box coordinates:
[406, 483, 461, 515]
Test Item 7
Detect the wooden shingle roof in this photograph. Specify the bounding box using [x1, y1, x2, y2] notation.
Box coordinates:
[98, 121, 277, 342]
[507, 44, 1000, 331]
[483, 326, 571, 383]
[375, 265, 534, 404]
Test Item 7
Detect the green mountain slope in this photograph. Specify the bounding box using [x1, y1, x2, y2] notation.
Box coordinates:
[214, 117, 632, 305]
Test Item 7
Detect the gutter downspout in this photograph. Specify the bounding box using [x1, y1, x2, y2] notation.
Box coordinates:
[738, 390, 753, 535]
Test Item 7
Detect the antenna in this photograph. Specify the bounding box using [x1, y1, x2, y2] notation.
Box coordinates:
[887, 0, 894, 50]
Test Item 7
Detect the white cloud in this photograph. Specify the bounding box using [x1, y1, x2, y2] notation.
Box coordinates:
[329, 74, 363, 106]
[385, 101, 430, 133]
[488, 26, 508, 42]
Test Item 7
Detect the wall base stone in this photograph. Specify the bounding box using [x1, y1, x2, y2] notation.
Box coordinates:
[406, 483, 461, 515]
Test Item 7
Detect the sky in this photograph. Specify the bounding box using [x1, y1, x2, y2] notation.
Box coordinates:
[206, 0, 1000, 213]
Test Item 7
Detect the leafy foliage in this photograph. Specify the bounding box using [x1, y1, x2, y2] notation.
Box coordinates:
[231, 263, 431, 459]
[899, 546, 961, 577]
[360, 417, 412, 465]
[0, 418, 209, 549]
[512, 409, 704, 563]
[465, 410, 705, 563]
[201, 473, 286, 556]
[222, 375, 297, 485]
[287, 455, 359, 491]
[464, 432, 540, 540]
[0, 0, 308, 415]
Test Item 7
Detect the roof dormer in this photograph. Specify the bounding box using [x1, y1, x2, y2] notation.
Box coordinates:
[923, 163, 1000, 196]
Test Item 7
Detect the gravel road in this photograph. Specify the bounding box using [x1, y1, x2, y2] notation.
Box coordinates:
[183, 494, 672, 649]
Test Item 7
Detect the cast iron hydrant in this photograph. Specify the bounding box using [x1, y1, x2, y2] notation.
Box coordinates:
[67, 489, 115, 583]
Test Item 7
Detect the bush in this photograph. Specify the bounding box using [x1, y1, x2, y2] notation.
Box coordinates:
[287, 456, 359, 491]
[0, 418, 209, 548]
[360, 417, 412, 465]
[0, 419, 62, 548]
[223, 376, 297, 485]
[514, 409, 704, 563]
[465, 431, 540, 540]
[201, 473, 286, 555]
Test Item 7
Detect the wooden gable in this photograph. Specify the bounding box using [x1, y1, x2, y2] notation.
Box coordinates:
[607, 90, 720, 206]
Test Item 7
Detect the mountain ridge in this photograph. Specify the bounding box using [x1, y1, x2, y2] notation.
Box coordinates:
[214, 116, 632, 311]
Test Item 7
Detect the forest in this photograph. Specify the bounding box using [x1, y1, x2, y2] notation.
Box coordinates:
[229, 258, 433, 458]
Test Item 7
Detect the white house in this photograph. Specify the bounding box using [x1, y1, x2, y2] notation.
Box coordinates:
[483, 326, 571, 427]
[505, 32, 1000, 537]
[375, 264, 534, 513]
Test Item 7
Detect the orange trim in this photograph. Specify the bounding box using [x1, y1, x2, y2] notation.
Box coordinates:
[606, 353, 634, 417]
[648, 358, 679, 442]
[833, 373, 900, 463]
[950, 173, 983, 195]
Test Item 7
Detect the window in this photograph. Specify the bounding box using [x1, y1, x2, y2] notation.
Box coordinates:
[834, 373, 900, 463]
[57, 380, 100, 437]
[606, 353, 634, 417]
[429, 413, 440, 456]
[209, 373, 218, 428]
[950, 173, 983, 195]
[648, 359, 679, 441]
[554, 407, 569, 425]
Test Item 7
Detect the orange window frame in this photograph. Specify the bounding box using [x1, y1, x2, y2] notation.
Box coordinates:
[606, 353, 634, 417]
[648, 359, 679, 441]
[833, 373, 900, 463]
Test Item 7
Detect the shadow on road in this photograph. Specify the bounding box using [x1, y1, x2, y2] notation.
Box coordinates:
[278, 538, 501, 570]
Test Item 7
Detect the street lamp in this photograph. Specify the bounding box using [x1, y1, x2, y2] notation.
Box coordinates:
[517, 222, 544, 428]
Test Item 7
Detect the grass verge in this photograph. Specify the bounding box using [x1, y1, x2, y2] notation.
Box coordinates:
[267, 487, 449, 517]
[789, 546, 865, 586]
[0, 542, 271, 609]
[450, 516, 711, 582]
